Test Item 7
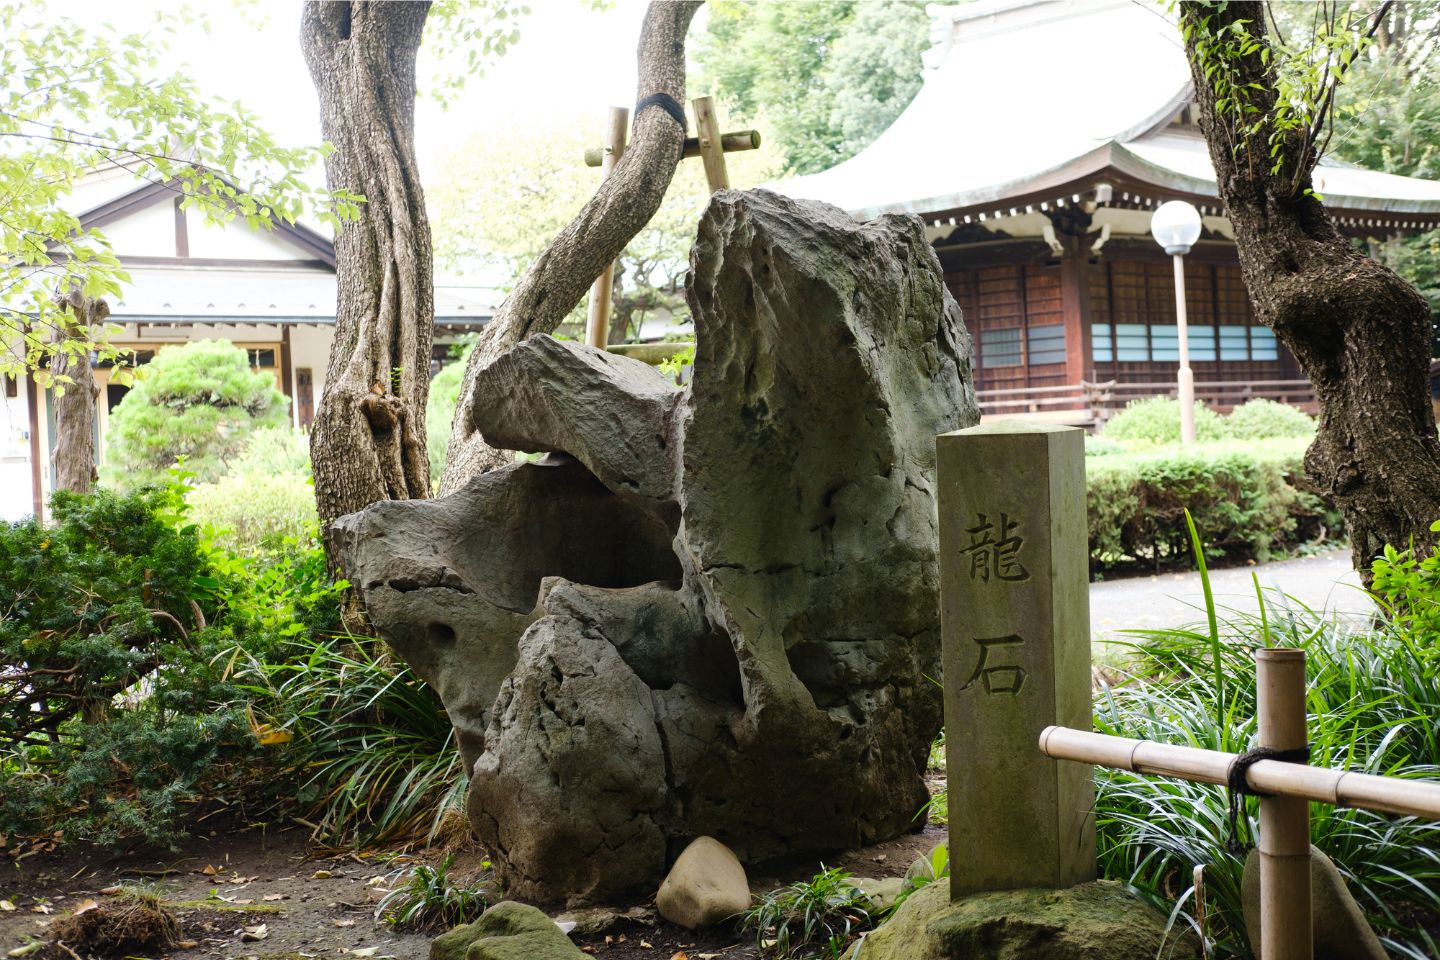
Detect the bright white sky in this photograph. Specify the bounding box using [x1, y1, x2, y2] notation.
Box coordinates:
[49, 0, 664, 190]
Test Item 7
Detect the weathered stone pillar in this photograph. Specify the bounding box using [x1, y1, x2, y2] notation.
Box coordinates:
[937, 421, 1094, 896]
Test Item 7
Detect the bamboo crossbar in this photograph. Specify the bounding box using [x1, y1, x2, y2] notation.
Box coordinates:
[583, 129, 760, 167]
[1039, 726, 1440, 821]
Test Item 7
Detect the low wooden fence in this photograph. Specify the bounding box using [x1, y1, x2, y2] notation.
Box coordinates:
[976, 379, 1319, 428]
[1040, 648, 1440, 960]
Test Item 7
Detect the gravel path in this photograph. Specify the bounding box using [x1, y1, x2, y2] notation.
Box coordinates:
[1090, 548, 1372, 647]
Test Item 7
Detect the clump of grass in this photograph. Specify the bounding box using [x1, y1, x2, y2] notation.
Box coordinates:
[375, 854, 488, 932]
[1097, 577, 1440, 958]
[742, 866, 874, 959]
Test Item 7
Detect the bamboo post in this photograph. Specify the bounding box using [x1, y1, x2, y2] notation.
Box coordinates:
[1256, 648, 1311, 960]
[692, 95, 729, 192]
[583, 129, 759, 167]
[585, 106, 629, 350]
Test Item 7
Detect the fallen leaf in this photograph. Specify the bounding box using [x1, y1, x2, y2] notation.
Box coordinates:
[201, 865, 220, 877]
[670, 953, 689, 960]
[310, 870, 333, 880]
[176, 941, 199, 950]
[71, 900, 99, 916]
[366, 876, 387, 887]
[333, 919, 356, 928]
[640, 943, 653, 950]
[98, 887, 123, 896]
[234, 899, 254, 905]
[346, 947, 378, 957]
[6, 942, 42, 958]
[29, 905, 51, 915]
[0, 901, 13, 912]
[240, 923, 268, 942]
[262, 894, 287, 902]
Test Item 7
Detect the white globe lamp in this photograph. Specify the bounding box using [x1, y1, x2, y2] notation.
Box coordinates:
[1150, 200, 1203, 256]
[1150, 200, 1204, 444]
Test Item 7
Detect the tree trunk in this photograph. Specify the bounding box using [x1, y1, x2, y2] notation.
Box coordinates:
[439, 1, 701, 494]
[1180, 1, 1440, 579]
[51, 290, 106, 495]
[302, 1, 435, 536]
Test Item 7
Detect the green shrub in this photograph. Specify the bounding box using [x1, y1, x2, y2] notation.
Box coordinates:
[106, 340, 288, 489]
[1103, 396, 1230, 445]
[1224, 398, 1316, 440]
[743, 867, 874, 958]
[0, 486, 254, 846]
[1096, 609, 1440, 959]
[1372, 518, 1440, 641]
[1086, 440, 1336, 571]
[188, 471, 317, 556]
[1084, 434, 1126, 457]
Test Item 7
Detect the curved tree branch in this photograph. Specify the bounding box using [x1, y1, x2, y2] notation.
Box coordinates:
[439, 0, 702, 493]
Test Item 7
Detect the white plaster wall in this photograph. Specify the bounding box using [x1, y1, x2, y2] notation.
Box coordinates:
[99, 201, 180, 258]
[187, 213, 316, 261]
[0, 381, 36, 522]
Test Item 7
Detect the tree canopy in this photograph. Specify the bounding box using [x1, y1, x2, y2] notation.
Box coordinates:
[692, 1, 930, 176]
[0, 4, 357, 387]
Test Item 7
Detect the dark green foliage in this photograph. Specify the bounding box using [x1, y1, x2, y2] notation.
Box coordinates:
[376, 854, 489, 931]
[239, 632, 466, 846]
[693, 1, 929, 175]
[1096, 611, 1440, 959]
[743, 867, 874, 959]
[1087, 442, 1337, 570]
[106, 340, 288, 489]
[1372, 518, 1440, 643]
[0, 486, 253, 845]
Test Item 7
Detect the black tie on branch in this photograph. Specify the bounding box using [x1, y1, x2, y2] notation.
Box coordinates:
[635, 93, 687, 133]
[1225, 743, 1312, 854]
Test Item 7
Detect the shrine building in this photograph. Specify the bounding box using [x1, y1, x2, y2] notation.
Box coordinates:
[785, 0, 1440, 421]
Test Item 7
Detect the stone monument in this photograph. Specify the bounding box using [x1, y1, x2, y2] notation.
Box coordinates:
[937, 422, 1094, 896]
[332, 189, 979, 904]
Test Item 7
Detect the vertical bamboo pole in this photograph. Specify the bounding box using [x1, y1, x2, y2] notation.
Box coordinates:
[585, 106, 629, 350]
[1256, 648, 1311, 960]
[692, 95, 729, 192]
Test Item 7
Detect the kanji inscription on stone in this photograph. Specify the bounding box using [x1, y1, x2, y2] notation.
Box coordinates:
[960, 634, 1028, 696]
[960, 513, 1030, 582]
[937, 422, 1094, 897]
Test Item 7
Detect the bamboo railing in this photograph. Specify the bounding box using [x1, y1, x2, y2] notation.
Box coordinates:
[1039, 648, 1440, 960]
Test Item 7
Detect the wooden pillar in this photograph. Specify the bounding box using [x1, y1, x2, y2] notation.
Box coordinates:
[938, 422, 1095, 896]
[1256, 648, 1312, 960]
[585, 107, 629, 350]
[25, 366, 42, 520]
[1060, 235, 1094, 388]
[279, 325, 295, 426]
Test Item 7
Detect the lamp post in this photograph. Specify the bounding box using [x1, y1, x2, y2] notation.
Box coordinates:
[1150, 200, 1204, 445]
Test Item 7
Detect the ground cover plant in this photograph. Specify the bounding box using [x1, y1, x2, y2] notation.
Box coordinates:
[1094, 543, 1440, 958]
[742, 866, 875, 959]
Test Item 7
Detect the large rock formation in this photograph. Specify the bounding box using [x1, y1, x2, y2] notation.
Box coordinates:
[331, 189, 978, 904]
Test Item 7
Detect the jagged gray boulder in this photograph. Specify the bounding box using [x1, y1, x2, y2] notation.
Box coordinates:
[332, 189, 978, 904]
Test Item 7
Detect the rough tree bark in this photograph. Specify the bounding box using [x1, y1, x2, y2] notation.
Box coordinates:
[1180, 1, 1440, 578]
[50, 289, 107, 495]
[439, 1, 700, 494]
[303, 1, 435, 535]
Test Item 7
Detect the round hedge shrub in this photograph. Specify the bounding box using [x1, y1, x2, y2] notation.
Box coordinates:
[1102, 396, 1229, 445]
[1225, 398, 1316, 440]
[107, 340, 287, 488]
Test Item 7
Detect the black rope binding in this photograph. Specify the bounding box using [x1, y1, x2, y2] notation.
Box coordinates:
[1225, 743, 1311, 853]
[635, 92, 687, 133]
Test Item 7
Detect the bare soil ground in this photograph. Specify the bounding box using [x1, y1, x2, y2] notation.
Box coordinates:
[0, 813, 946, 960]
